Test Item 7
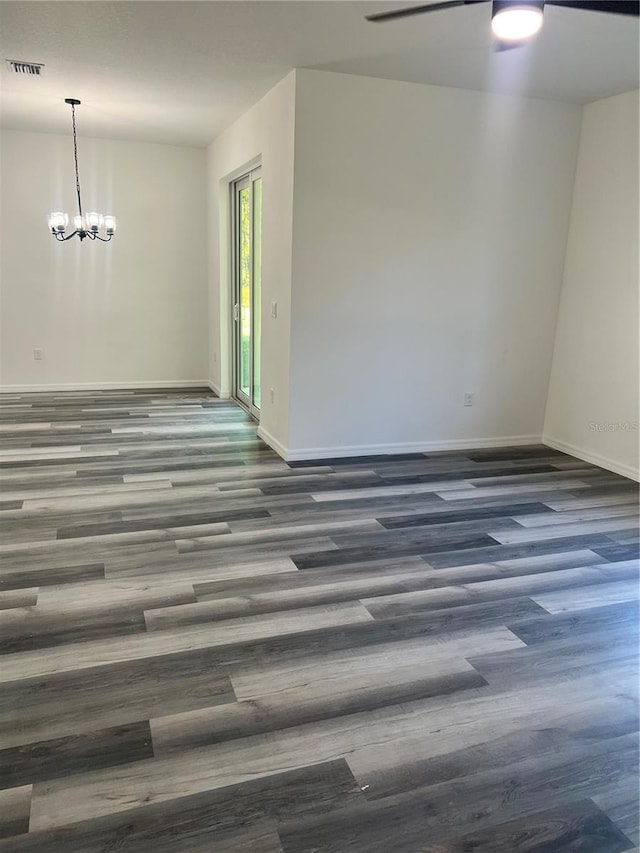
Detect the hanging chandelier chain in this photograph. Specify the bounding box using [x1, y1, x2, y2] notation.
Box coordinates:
[71, 102, 83, 218]
[49, 97, 115, 242]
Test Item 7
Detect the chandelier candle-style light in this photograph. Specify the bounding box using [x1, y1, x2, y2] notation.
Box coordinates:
[48, 98, 116, 242]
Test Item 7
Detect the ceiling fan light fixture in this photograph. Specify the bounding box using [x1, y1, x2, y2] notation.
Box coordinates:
[491, 1, 544, 41]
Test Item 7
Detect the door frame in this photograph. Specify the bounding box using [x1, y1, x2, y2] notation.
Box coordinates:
[231, 166, 262, 420]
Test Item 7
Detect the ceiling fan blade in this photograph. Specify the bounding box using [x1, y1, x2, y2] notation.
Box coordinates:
[365, 0, 487, 23]
[545, 0, 639, 15]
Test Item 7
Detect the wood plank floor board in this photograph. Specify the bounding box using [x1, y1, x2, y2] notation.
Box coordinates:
[35, 578, 197, 612]
[162, 598, 545, 668]
[0, 601, 374, 683]
[0, 721, 154, 790]
[173, 517, 386, 555]
[354, 698, 640, 800]
[467, 628, 640, 690]
[99, 545, 326, 587]
[55, 507, 273, 539]
[0, 603, 148, 654]
[0, 786, 32, 839]
[0, 540, 179, 574]
[0, 510, 125, 531]
[362, 561, 638, 619]
[0, 659, 237, 750]
[0, 761, 360, 853]
[595, 543, 640, 562]
[450, 548, 604, 576]
[260, 464, 565, 496]
[513, 504, 639, 527]
[146, 574, 421, 626]
[464, 447, 572, 461]
[610, 529, 640, 545]
[422, 533, 623, 568]
[18, 484, 255, 514]
[507, 599, 640, 646]
[594, 784, 640, 847]
[379, 500, 556, 528]
[0, 390, 637, 850]
[0, 476, 127, 495]
[0, 563, 105, 591]
[56, 521, 234, 548]
[278, 738, 638, 853]
[17, 482, 177, 511]
[147, 556, 595, 625]
[187, 549, 604, 604]
[275, 489, 576, 516]
[415, 799, 635, 853]
[192, 555, 428, 598]
[290, 533, 498, 569]
[228, 504, 456, 532]
[116, 491, 318, 522]
[25, 668, 639, 832]
[434, 480, 596, 501]
[369, 456, 565, 477]
[150, 666, 487, 757]
[490, 516, 639, 545]
[282, 487, 608, 520]
[0, 591, 39, 611]
[346, 670, 639, 788]
[324, 516, 523, 548]
[545, 493, 639, 511]
[564, 483, 639, 500]
[229, 625, 522, 700]
[531, 577, 640, 613]
[103, 556, 301, 588]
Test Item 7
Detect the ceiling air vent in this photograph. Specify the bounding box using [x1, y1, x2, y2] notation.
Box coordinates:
[5, 59, 44, 75]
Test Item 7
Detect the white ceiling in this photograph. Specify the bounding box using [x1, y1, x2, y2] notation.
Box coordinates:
[1, 1, 638, 147]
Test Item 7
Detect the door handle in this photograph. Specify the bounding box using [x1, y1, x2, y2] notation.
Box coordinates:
[233, 303, 239, 322]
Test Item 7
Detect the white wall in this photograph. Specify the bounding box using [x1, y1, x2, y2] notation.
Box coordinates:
[544, 90, 639, 481]
[206, 71, 296, 453]
[286, 70, 582, 458]
[0, 129, 208, 389]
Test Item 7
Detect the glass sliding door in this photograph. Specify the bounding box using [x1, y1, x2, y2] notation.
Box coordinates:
[237, 180, 252, 401]
[252, 176, 262, 411]
[232, 168, 262, 417]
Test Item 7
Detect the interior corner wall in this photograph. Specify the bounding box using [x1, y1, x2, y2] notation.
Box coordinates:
[0, 130, 208, 390]
[286, 70, 583, 459]
[206, 71, 296, 455]
[543, 89, 640, 481]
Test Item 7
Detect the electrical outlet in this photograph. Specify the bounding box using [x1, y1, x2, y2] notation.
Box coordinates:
[464, 392, 474, 407]
[270, 388, 274, 404]
[33, 348, 43, 361]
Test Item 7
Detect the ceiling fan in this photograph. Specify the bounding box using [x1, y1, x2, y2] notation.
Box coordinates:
[365, 1, 639, 49]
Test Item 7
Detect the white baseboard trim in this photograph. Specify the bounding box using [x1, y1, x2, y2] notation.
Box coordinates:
[0, 380, 214, 394]
[256, 425, 289, 460]
[286, 434, 544, 461]
[542, 435, 639, 482]
[207, 380, 231, 400]
[255, 433, 543, 463]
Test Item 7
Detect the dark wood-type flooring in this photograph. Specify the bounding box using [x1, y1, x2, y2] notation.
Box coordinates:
[0, 389, 638, 852]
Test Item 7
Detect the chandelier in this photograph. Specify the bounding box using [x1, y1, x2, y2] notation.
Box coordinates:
[48, 99, 116, 242]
